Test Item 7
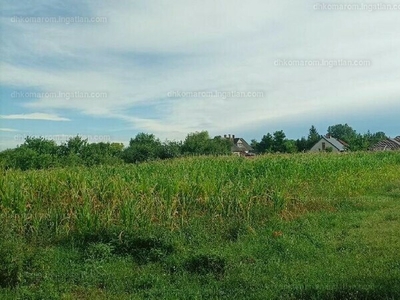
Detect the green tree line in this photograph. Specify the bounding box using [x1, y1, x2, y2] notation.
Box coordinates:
[251, 124, 386, 154]
[0, 124, 388, 170]
[0, 131, 231, 170]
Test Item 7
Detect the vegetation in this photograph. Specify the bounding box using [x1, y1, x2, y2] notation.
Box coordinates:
[326, 124, 387, 151]
[0, 123, 389, 171]
[0, 131, 233, 171]
[251, 124, 387, 154]
[0, 136, 125, 170]
[0, 152, 399, 298]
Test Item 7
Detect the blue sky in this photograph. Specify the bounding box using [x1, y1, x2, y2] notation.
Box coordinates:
[1, 0, 400, 150]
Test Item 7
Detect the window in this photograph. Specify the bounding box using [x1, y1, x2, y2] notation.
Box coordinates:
[322, 142, 326, 150]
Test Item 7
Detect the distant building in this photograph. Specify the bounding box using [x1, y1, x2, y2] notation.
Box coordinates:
[224, 134, 254, 156]
[370, 136, 400, 151]
[309, 134, 348, 153]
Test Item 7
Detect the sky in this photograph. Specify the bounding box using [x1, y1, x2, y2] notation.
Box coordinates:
[1, 0, 399, 150]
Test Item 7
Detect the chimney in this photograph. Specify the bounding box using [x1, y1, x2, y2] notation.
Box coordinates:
[228, 134, 231, 139]
[224, 134, 227, 138]
[326, 133, 331, 138]
[232, 134, 235, 140]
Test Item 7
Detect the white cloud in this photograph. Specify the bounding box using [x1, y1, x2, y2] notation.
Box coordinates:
[0, 113, 70, 121]
[1, 0, 400, 139]
[0, 128, 18, 132]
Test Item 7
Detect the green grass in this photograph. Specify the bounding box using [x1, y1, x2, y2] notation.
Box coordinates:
[1, 152, 400, 299]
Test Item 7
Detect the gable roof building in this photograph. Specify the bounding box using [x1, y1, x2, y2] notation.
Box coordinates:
[309, 135, 348, 153]
[224, 134, 253, 155]
[370, 136, 400, 151]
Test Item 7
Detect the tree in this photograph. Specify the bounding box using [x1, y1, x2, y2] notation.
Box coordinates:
[327, 124, 357, 144]
[19, 136, 59, 169]
[350, 133, 369, 151]
[11, 147, 38, 170]
[296, 137, 308, 152]
[307, 125, 321, 149]
[122, 133, 163, 163]
[250, 139, 258, 152]
[351, 131, 387, 151]
[210, 136, 232, 155]
[365, 131, 387, 149]
[284, 140, 298, 153]
[55, 136, 89, 166]
[257, 133, 274, 153]
[65, 136, 88, 156]
[181, 132, 231, 155]
[109, 143, 124, 157]
[22, 136, 58, 155]
[159, 140, 182, 159]
[81, 142, 124, 166]
[0, 149, 12, 169]
[253, 131, 298, 154]
[259, 132, 274, 153]
[272, 130, 286, 153]
[370, 131, 386, 141]
[181, 131, 211, 155]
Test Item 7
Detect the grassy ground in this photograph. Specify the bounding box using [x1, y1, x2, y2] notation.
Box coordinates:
[0, 152, 400, 299]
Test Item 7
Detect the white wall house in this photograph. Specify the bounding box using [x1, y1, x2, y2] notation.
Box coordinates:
[310, 135, 348, 153]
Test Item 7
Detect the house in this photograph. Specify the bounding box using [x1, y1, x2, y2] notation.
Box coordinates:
[370, 136, 400, 151]
[224, 134, 254, 156]
[309, 134, 348, 153]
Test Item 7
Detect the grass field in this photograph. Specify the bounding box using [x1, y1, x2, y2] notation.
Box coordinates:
[1, 152, 400, 299]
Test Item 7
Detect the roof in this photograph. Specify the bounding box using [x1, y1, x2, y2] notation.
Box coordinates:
[231, 138, 253, 152]
[322, 136, 347, 151]
[370, 136, 400, 151]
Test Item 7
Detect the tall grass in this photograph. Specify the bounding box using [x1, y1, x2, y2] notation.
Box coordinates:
[1, 151, 400, 298]
[1, 152, 399, 242]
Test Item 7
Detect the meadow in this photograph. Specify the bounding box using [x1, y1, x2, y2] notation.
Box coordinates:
[0, 152, 400, 299]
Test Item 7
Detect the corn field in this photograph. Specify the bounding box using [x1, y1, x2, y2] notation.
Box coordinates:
[1, 152, 400, 298]
[1, 152, 399, 241]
